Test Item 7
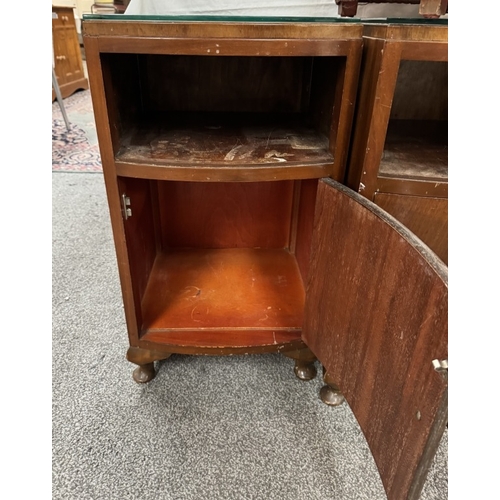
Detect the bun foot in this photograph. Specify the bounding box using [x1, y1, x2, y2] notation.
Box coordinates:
[320, 369, 345, 406]
[132, 362, 156, 383]
[320, 385, 345, 406]
[126, 347, 172, 384]
[283, 347, 318, 381]
[294, 360, 318, 381]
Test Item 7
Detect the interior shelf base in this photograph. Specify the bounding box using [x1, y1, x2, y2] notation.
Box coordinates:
[140, 248, 305, 350]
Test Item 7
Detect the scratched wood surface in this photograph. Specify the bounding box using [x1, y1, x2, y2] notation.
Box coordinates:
[98, 52, 347, 179]
[117, 115, 332, 168]
[82, 19, 362, 356]
[379, 120, 447, 180]
[140, 248, 305, 332]
[83, 20, 363, 40]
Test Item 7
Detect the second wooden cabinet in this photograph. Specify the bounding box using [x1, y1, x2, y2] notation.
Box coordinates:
[346, 21, 448, 264]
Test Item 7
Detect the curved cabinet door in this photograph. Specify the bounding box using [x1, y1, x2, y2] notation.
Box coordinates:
[303, 178, 447, 500]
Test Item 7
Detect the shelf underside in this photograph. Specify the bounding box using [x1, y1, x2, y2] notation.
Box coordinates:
[140, 248, 305, 349]
[116, 114, 333, 180]
[379, 120, 448, 182]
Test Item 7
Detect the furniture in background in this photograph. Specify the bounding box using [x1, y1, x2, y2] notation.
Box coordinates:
[83, 16, 447, 500]
[52, 5, 89, 101]
[335, 0, 448, 17]
[345, 21, 448, 264]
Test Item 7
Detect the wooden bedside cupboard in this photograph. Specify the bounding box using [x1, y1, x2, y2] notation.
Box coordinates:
[82, 16, 447, 500]
[345, 21, 448, 264]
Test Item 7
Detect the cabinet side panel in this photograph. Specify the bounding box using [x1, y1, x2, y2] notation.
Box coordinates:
[100, 53, 143, 154]
[294, 179, 318, 283]
[346, 39, 400, 195]
[84, 35, 141, 342]
[118, 177, 158, 327]
[158, 181, 294, 249]
[308, 57, 341, 137]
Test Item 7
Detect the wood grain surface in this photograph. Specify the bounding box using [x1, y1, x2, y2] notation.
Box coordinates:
[141, 248, 305, 332]
[374, 192, 448, 264]
[303, 179, 447, 500]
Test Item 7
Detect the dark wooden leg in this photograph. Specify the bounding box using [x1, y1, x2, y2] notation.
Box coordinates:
[283, 347, 318, 381]
[336, 0, 359, 17]
[126, 347, 172, 384]
[320, 368, 345, 406]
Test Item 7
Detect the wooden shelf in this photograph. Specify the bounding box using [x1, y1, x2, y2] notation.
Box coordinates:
[115, 113, 333, 181]
[379, 120, 447, 182]
[140, 248, 305, 348]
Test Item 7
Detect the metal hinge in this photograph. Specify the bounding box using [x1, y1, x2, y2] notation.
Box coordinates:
[432, 359, 448, 381]
[121, 193, 132, 220]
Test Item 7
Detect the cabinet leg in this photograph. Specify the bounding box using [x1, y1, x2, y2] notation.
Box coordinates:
[320, 369, 345, 406]
[283, 347, 317, 381]
[126, 347, 172, 384]
[132, 363, 156, 384]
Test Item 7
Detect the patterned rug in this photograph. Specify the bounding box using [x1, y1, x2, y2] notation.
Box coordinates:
[52, 90, 102, 172]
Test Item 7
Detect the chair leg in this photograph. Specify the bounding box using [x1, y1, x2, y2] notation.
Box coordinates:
[52, 68, 71, 131]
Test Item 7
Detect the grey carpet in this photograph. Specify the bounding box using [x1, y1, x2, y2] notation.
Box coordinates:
[52, 172, 447, 500]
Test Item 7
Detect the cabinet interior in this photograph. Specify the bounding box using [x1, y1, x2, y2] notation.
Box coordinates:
[120, 177, 319, 348]
[381, 60, 448, 182]
[101, 53, 344, 177]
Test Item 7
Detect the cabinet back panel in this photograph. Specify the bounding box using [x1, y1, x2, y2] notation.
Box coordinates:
[390, 61, 448, 121]
[158, 181, 294, 249]
[142, 55, 306, 114]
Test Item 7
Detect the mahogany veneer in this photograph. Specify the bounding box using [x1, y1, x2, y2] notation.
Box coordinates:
[346, 22, 448, 264]
[83, 17, 447, 500]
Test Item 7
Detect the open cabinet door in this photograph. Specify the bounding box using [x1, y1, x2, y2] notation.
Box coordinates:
[302, 179, 447, 500]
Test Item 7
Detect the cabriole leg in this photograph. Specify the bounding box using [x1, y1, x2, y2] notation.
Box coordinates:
[126, 347, 172, 384]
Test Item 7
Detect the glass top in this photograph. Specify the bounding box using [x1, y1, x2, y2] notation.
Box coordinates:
[82, 14, 447, 25]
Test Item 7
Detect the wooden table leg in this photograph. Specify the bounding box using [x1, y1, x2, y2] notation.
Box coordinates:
[283, 347, 318, 381]
[126, 347, 172, 384]
[320, 367, 345, 406]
